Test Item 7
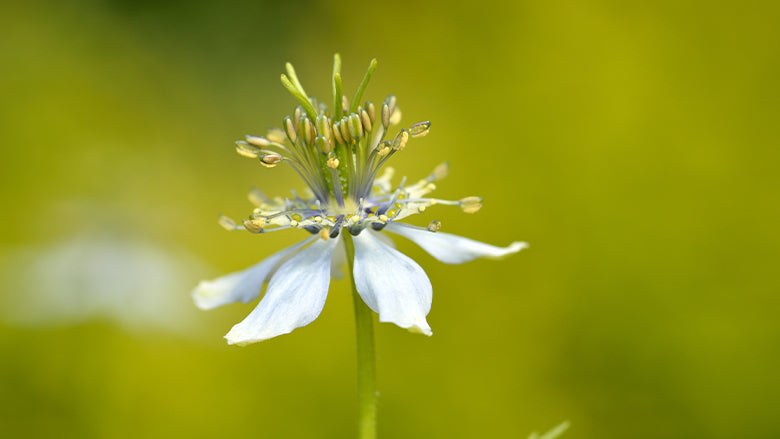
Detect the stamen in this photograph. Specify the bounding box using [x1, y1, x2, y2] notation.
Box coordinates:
[319, 227, 330, 241]
[427, 220, 442, 232]
[330, 121, 342, 145]
[245, 135, 272, 147]
[302, 117, 315, 145]
[381, 103, 390, 128]
[283, 116, 297, 144]
[360, 109, 372, 134]
[266, 127, 286, 144]
[235, 141, 262, 158]
[316, 114, 332, 144]
[366, 102, 376, 124]
[429, 162, 449, 181]
[392, 130, 409, 151]
[242, 218, 264, 234]
[260, 153, 283, 168]
[339, 116, 351, 144]
[218, 215, 238, 231]
[408, 121, 432, 138]
[459, 196, 483, 213]
[348, 113, 363, 140]
[247, 186, 268, 206]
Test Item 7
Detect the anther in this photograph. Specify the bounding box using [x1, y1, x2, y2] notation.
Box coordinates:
[381, 103, 390, 128]
[293, 106, 304, 130]
[332, 121, 345, 145]
[348, 113, 363, 140]
[408, 121, 431, 138]
[326, 153, 340, 169]
[339, 116, 351, 143]
[431, 162, 449, 181]
[218, 215, 238, 231]
[248, 186, 267, 206]
[302, 117, 315, 145]
[319, 227, 330, 241]
[260, 153, 283, 168]
[427, 220, 442, 232]
[459, 196, 483, 214]
[316, 114, 331, 141]
[386, 94, 397, 115]
[245, 135, 272, 147]
[283, 116, 297, 144]
[376, 141, 391, 157]
[392, 130, 409, 151]
[360, 109, 372, 133]
[366, 101, 376, 124]
[316, 135, 332, 154]
[235, 141, 262, 158]
[242, 218, 264, 234]
[266, 127, 287, 144]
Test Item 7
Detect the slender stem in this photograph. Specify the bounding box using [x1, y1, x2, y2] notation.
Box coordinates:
[343, 233, 377, 439]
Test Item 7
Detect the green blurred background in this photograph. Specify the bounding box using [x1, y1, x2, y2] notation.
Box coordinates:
[1, 0, 778, 437]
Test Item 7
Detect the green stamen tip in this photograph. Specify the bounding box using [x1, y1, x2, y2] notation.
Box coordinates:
[333, 72, 344, 120]
[281, 73, 317, 121]
[349, 58, 378, 114]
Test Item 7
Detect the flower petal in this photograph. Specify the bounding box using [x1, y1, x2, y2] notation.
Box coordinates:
[384, 222, 528, 264]
[352, 231, 432, 335]
[225, 236, 339, 345]
[191, 237, 315, 310]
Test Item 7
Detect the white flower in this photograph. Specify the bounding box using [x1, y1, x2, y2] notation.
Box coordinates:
[192, 57, 527, 346]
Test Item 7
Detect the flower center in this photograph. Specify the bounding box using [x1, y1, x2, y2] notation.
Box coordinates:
[218, 56, 482, 239]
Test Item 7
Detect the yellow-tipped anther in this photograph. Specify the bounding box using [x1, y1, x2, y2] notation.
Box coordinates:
[432, 162, 449, 180]
[392, 130, 409, 150]
[360, 108, 372, 132]
[266, 127, 286, 144]
[218, 215, 237, 231]
[245, 135, 271, 147]
[242, 218, 263, 233]
[260, 153, 283, 168]
[339, 116, 351, 143]
[289, 220, 299, 227]
[379, 214, 389, 222]
[283, 116, 297, 143]
[332, 121, 345, 145]
[427, 219, 442, 232]
[302, 117, 314, 145]
[459, 196, 483, 214]
[327, 155, 340, 169]
[236, 141, 262, 158]
[319, 227, 330, 241]
[348, 113, 363, 139]
[408, 121, 431, 138]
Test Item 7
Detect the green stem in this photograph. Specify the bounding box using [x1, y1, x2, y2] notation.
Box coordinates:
[343, 233, 377, 439]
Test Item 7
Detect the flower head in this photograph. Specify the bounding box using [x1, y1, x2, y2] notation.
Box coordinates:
[193, 55, 527, 346]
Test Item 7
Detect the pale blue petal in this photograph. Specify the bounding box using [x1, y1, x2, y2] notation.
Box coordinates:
[191, 236, 316, 310]
[225, 236, 339, 345]
[384, 223, 528, 264]
[352, 231, 432, 335]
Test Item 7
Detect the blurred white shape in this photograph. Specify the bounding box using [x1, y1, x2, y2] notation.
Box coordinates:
[0, 234, 206, 333]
